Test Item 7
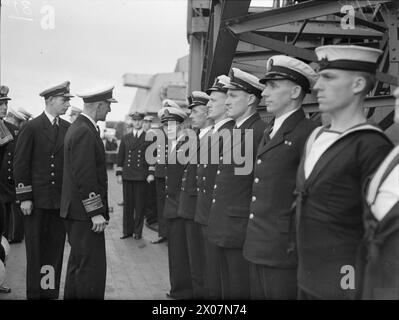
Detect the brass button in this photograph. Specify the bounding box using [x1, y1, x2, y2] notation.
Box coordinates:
[254, 178, 259, 183]
[212, 199, 216, 203]
[214, 184, 217, 189]
[252, 196, 256, 202]
[257, 159, 261, 165]
[249, 213, 254, 219]
[217, 170, 220, 175]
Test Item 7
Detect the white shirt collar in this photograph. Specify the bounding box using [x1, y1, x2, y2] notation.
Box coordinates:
[199, 125, 213, 139]
[213, 118, 233, 133]
[81, 112, 97, 129]
[133, 128, 144, 137]
[270, 108, 300, 138]
[44, 110, 57, 125]
[235, 112, 255, 128]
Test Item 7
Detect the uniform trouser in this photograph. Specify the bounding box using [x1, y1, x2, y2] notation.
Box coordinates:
[155, 178, 168, 238]
[249, 263, 297, 299]
[145, 180, 158, 225]
[3, 202, 24, 242]
[122, 180, 147, 237]
[217, 246, 250, 299]
[63, 219, 106, 300]
[184, 219, 206, 299]
[167, 217, 193, 299]
[24, 208, 66, 300]
[200, 225, 223, 300]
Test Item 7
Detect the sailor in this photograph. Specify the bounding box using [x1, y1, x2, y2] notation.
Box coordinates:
[243, 55, 319, 299]
[295, 45, 393, 299]
[13, 81, 73, 299]
[207, 68, 267, 299]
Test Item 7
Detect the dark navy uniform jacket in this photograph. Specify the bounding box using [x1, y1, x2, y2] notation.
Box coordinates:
[60, 115, 109, 221]
[295, 124, 392, 299]
[117, 131, 151, 181]
[13, 112, 70, 210]
[243, 109, 318, 268]
[0, 121, 19, 204]
[195, 120, 235, 226]
[207, 113, 266, 248]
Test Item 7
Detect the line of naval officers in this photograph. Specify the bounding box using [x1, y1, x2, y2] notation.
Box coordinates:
[131, 44, 399, 300]
[0, 43, 398, 301]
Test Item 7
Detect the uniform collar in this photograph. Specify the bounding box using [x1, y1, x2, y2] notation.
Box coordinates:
[213, 118, 233, 133]
[235, 112, 256, 128]
[44, 110, 58, 125]
[81, 112, 97, 129]
[270, 107, 300, 138]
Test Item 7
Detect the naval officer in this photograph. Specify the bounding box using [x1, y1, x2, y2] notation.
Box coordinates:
[13, 81, 72, 299]
[61, 85, 117, 299]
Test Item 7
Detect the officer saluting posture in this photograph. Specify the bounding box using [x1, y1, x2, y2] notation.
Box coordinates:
[61, 85, 117, 299]
[357, 87, 399, 300]
[160, 101, 193, 299]
[13, 81, 72, 299]
[295, 45, 393, 300]
[207, 68, 266, 299]
[194, 76, 234, 299]
[117, 111, 150, 240]
[243, 56, 319, 299]
[178, 91, 213, 299]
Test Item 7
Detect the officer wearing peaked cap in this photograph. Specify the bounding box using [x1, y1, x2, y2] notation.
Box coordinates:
[243, 55, 319, 299]
[68, 106, 82, 123]
[5, 106, 32, 129]
[207, 68, 267, 299]
[176, 91, 213, 299]
[117, 111, 151, 240]
[194, 76, 234, 299]
[294, 45, 393, 300]
[13, 81, 72, 299]
[158, 101, 195, 299]
[61, 85, 117, 299]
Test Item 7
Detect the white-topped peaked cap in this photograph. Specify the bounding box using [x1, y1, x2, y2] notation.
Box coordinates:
[70, 106, 82, 115]
[187, 91, 210, 109]
[143, 115, 154, 122]
[77, 85, 118, 103]
[315, 45, 383, 73]
[129, 111, 145, 120]
[206, 75, 231, 94]
[260, 55, 318, 93]
[39, 81, 74, 99]
[224, 68, 265, 98]
[158, 99, 187, 123]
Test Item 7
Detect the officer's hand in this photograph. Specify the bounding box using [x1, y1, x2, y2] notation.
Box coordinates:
[20, 200, 33, 216]
[117, 175, 123, 184]
[91, 215, 108, 233]
[147, 174, 155, 183]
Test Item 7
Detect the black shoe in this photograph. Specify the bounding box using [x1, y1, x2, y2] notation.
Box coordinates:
[133, 234, 142, 240]
[151, 237, 167, 244]
[0, 286, 11, 294]
[120, 234, 133, 239]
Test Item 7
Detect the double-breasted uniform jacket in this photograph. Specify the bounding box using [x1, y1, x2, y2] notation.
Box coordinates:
[207, 113, 266, 248]
[177, 132, 202, 220]
[295, 123, 392, 299]
[195, 120, 235, 226]
[116, 131, 151, 181]
[60, 115, 109, 221]
[0, 121, 19, 204]
[13, 112, 70, 209]
[356, 146, 399, 300]
[163, 137, 188, 219]
[243, 109, 318, 268]
[148, 129, 168, 179]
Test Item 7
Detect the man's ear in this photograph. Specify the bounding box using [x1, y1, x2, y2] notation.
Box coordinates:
[291, 85, 302, 100]
[352, 75, 367, 95]
[247, 93, 257, 106]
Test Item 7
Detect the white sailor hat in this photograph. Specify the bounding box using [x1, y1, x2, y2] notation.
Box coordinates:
[143, 115, 154, 122]
[77, 85, 118, 103]
[129, 111, 145, 120]
[39, 81, 74, 99]
[187, 91, 210, 109]
[0, 86, 11, 102]
[70, 106, 82, 115]
[224, 68, 264, 98]
[260, 55, 318, 93]
[7, 106, 32, 121]
[315, 45, 383, 73]
[158, 99, 187, 123]
[206, 75, 231, 94]
[17, 107, 32, 120]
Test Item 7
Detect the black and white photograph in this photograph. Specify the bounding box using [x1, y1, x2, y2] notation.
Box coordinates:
[0, 0, 399, 306]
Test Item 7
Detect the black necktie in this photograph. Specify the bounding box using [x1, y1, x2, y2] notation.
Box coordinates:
[52, 117, 59, 141]
[96, 125, 101, 136]
[263, 118, 274, 145]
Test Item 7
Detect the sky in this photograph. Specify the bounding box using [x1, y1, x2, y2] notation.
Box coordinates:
[0, 0, 190, 121]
